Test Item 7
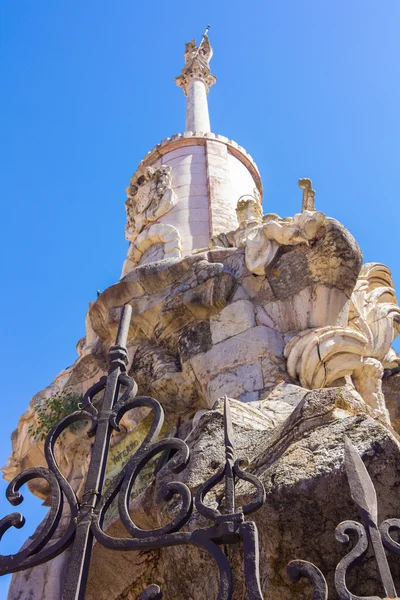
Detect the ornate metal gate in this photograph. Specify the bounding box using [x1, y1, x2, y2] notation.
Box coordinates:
[1, 305, 399, 599]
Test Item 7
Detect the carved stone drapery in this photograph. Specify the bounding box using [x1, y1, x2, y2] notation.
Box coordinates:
[243, 210, 326, 275]
[284, 262, 400, 422]
[125, 165, 178, 244]
[210, 206, 326, 276]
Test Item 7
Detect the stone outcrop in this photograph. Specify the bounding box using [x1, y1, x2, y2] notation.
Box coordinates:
[382, 372, 400, 432]
[83, 387, 400, 600]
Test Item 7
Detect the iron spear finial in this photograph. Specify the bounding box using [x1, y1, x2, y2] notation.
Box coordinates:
[223, 396, 235, 515]
[223, 395, 235, 463]
[344, 436, 397, 599]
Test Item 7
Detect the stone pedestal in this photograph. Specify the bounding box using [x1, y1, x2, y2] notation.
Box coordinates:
[130, 132, 262, 258]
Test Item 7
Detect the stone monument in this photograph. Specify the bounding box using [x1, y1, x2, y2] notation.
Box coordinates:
[3, 33, 400, 600]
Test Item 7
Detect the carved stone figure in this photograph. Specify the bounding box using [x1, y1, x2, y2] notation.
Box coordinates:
[125, 165, 178, 243]
[298, 177, 316, 211]
[175, 35, 216, 95]
[244, 210, 326, 275]
[211, 202, 326, 276]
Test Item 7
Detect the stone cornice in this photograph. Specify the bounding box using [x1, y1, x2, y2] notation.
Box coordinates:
[138, 132, 263, 197]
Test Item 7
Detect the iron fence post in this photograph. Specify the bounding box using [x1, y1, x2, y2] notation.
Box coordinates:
[61, 304, 132, 600]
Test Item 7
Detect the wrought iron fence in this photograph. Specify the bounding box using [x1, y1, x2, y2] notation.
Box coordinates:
[0, 304, 399, 599]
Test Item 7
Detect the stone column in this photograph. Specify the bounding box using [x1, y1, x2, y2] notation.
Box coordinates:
[186, 78, 211, 132]
[176, 35, 216, 133]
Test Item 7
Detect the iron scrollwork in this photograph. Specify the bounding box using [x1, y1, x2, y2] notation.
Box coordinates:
[0, 305, 266, 599]
[3, 304, 400, 599]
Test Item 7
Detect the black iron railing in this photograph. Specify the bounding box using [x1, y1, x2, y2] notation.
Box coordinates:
[0, 305, 399, 599]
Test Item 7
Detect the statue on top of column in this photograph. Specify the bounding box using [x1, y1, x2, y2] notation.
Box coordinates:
[175, 32, 216, 95]
[183, 35, 213, 68]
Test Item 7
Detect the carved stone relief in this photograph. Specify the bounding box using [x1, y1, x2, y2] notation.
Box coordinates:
[125, 165, 178, 244]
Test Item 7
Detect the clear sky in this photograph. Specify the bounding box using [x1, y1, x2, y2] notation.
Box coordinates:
[1, 0, 400, 594]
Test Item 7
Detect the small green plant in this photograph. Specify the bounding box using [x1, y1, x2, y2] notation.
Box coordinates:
[29, 390, 83, 441]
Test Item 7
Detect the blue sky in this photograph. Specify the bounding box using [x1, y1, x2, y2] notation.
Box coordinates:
[1, 0, 400, 594]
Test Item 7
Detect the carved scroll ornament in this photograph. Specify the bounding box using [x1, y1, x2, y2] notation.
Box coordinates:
[121, 223, 181, 276]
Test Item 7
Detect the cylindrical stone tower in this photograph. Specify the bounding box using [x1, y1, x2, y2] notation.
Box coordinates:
[122, 33, 262, 276]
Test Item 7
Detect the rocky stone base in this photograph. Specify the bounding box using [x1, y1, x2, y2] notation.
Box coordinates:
[79, 385, 400, 600]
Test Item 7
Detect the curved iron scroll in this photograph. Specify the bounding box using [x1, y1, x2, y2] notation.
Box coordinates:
[287, 559, 328, 600]
[0, 305, 266, 600]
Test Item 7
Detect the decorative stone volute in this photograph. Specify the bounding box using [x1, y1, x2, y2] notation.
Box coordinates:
[284, 261, 400, 423]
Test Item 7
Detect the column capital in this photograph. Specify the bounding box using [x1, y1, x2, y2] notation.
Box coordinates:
[175, 35, 216, 96]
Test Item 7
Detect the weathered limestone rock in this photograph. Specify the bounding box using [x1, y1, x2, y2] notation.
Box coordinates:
[382, 372, 400, 432]
[81, 387, 400, 600]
